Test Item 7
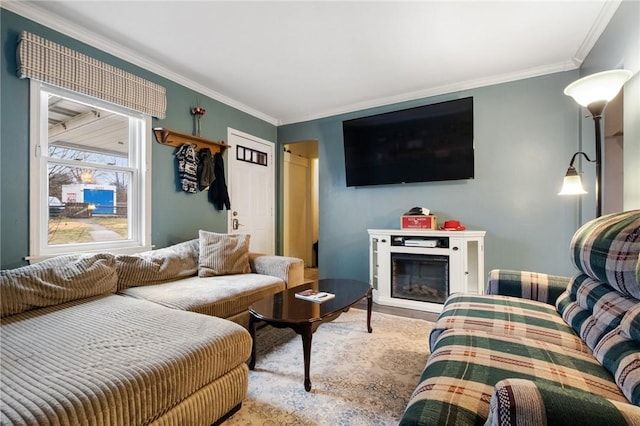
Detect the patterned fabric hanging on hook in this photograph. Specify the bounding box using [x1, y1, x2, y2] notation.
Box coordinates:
[175, 143, 199, 193]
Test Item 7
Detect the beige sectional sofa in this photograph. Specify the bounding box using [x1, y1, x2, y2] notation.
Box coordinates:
[115, 236, 304, 328]
[0, 232, 304, 425]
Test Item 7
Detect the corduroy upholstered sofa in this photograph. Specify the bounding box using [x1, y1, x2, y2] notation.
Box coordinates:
[0, 231, 304, 425]
[401, 210, 640, 426]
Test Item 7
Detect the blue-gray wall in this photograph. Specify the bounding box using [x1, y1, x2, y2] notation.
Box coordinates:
[277, 0, 639, 283]
[279, 73, 583, 281]
[2, 3, 638, 277]
[0, 10, 276, 269]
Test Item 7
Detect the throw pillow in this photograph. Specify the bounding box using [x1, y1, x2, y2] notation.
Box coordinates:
[0, 253, 117, 318]
[116, 239, 199, 290]
[570, 210, 640, 298]
[198, 230, 251, 277]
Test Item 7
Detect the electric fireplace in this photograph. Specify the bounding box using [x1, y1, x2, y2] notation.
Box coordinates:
[368, 229, 486, 314]
[391, 253, 449, 304]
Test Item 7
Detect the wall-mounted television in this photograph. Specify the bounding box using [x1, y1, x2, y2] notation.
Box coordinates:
[342, 97, 474, 187]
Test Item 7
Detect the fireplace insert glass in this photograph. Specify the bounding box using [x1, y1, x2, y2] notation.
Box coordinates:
[391, 253, 449, 304]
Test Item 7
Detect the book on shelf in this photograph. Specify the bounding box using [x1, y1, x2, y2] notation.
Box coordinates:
[295, 289, 335, 303]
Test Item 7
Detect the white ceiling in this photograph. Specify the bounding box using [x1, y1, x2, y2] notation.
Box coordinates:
[6, 1, 620, 125]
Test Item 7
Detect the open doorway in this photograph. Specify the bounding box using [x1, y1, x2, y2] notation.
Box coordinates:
[283, 140, 319, 281]
[603, 89, 624, 215]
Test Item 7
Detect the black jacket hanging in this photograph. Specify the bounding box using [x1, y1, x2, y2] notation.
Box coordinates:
[209, 152, 231, 210]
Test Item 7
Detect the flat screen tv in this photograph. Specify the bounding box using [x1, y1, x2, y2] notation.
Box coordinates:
[342, 97, 474, 187]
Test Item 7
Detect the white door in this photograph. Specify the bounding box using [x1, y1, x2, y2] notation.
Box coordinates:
[227, 128, 275, 254]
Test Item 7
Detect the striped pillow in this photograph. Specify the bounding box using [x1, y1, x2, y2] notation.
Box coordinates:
[570, 210, 640, 298]
[593, 305, 640, 405]
[198, 230, 251, 277]
[0, 253, 117, 317]
[116, 239, 199, 290]
[557, 274, 637, 350]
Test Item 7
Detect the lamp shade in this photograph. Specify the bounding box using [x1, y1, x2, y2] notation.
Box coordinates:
[564, 69, 632, 107]
[558, 166, 588, 195]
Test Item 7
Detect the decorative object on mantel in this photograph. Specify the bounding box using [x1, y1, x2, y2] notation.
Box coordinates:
[153, 128, 230, 154]
[191, 105, 206, 136]
[439, 219, 466, 231]
[401, 207, 437, 230]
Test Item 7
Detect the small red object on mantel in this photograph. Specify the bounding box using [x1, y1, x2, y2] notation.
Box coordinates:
[401, 215, 438, 230]
[440, 219, 467, 231]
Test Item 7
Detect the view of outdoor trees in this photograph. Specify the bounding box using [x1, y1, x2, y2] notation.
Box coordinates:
[46, 95, 131, 245]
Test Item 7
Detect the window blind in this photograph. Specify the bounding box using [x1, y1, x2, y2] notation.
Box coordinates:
[17, 31, 166, 119]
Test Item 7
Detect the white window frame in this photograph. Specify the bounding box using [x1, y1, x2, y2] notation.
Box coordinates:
[28, 81, 152, 262]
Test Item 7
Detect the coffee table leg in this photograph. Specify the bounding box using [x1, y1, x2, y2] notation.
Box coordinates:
[367, 289, 373, 333]
[301, 325, 313, 391]
[248, 314, 257, 370]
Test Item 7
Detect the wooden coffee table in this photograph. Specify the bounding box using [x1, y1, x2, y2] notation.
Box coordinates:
[248, 278, 372, 391]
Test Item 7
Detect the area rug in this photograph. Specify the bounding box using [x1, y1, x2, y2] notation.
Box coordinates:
[225, 308, 433, 425]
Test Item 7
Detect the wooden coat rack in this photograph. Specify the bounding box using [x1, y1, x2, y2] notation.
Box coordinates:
[153, 127, 230, 154]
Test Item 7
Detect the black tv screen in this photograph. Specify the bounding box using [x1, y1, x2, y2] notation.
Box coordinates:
[342, 97, 474, 187]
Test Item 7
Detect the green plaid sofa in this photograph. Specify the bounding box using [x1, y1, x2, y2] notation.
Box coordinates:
[401, 210, 640, 425]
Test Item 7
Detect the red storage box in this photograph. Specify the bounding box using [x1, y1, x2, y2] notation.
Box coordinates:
[400, 215, 437, 230]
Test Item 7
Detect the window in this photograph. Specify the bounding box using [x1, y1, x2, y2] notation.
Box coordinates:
[29, 82, 151, 260]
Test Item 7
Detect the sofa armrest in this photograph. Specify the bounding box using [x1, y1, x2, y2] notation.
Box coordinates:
[248, 253, 304, 288]
[485, 269, 570, 305]
[486, 378, 640, 426]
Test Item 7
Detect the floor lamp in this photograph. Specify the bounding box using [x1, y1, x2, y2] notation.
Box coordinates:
[560, 69, 632, 217]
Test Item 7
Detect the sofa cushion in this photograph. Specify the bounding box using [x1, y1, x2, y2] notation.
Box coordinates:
[556, 274, 637, 351]
[594, 304, 640, 405]
[199, 230, 251, 277]
[119, 273, 285, 319]
[0, 294, 251, 425]
[402, 329, 625, 426]
[570, 210, 640, 297]
[116, 239, 199, 290]
[430, 294, 589, 353]
[0, 253, 116, 318]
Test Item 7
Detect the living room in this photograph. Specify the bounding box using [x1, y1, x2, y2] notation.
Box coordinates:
[1, 2, 638, 278]
[1, 1, 639, 425]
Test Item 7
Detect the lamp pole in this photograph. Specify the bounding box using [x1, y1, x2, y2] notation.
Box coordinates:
[587, 100, 606, 218]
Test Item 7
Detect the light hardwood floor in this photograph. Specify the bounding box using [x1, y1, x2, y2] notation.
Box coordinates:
[304, 268, 439, 322]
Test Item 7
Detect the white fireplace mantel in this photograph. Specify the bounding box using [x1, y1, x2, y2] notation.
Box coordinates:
[368, 229, 486, 313]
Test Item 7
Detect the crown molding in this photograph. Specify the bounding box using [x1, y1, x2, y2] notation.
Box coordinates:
[3, 0, 620, 128]
[278, 61, 579, 125]
[572, 0, 622, 67]
[1, 1, 279, 126]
